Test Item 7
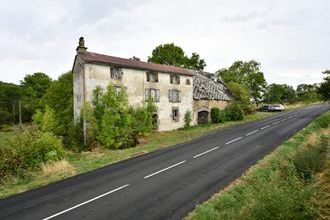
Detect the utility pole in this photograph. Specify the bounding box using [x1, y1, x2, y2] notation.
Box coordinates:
[19, 99, 22, 130]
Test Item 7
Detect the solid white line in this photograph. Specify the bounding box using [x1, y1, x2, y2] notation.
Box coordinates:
[260, 125, 270, 130]
[225, 136, 243, 145]
[43, 184, 130, 220]
[144, 160, 186, 179]
[246, 130, 258, 136]
[272, 121, 280, 125]
[193, 147, 219, 159]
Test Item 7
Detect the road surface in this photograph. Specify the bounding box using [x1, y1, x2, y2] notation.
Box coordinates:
[0, 104, 329, 220]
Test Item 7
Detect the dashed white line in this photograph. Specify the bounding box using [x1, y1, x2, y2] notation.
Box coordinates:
[281, 118, 287, 122]
[288, 116, 294, 119]
[43, 184, 130, 220]
[246, 130, 258, 136]
[260, 125, 270, 130]
[272, 121, 280, 125]
[193, 147, 219, 159]
[225, 136, 243, 145]
[144, 160, 186, 179]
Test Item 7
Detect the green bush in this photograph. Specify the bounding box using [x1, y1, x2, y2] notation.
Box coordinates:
[292, 135, 329, 181]
[225, 103, 244, 121]
[0, 127, 65, 178]
[0, 124, 14, 132]
[184, 110, 192, 128]
[211, 108, 226, 123]
[314, 113, 330, 128]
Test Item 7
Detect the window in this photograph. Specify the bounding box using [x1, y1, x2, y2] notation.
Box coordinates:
[110, 67, 123, 80]
[170, 75, 180, 84]
[145, 88, 160, 102]
[172, 107, 179, 122]
[169, 90, 181, 102]
[186, 79, 191, 85]
[115, 86, 126, 95]
[146, 72, 158, 83]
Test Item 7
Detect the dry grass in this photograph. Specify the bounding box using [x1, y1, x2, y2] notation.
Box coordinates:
[42, 160, 76, 176]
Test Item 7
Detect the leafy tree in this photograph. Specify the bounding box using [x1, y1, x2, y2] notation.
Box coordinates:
[0, 82, 21, 124]
[217, 60, 267, 104]
[318, 70, 330, 101]
[226, 82, 250, 103]
[264, 84, 296, 103]
[148, 43, 206, 70]
[40, 106, 57, 134]
[97, 84, 134, 149]
[41, 71, 73, 144]
[296, 83, 320, 102]
[20, 72, 52, 120]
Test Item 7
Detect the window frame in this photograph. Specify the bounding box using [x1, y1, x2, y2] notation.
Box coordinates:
[146, 71, 159, 83]
[145, 88, 160, 102]
[168, 89, 181, 103]
[170, 74, 180, 85]
[171, 107, 179, 122]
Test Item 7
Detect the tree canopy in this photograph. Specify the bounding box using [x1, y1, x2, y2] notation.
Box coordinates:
[217, 60, 267, 104]
[264, 83, 296, 103]
[148, 43, 206, 70]
[318, 70, 330, 101]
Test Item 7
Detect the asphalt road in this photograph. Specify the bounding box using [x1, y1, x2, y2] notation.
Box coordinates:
[0, 104, 329, 220]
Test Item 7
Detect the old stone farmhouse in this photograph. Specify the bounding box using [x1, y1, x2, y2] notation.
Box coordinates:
[73, 37, 231, 131]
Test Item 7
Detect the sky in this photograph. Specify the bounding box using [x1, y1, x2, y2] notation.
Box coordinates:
[0, 0, 329, 88]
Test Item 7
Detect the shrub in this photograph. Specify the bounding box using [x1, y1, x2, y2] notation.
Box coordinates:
[225, 103, 244, 121]
[314, 113, 330, 128]
[0, 124, 14, 132]
[0, 127, 65, 178]
[184, 110, 192, 128]
[41, 106, 57, 133]
[211, 108, 227, 123]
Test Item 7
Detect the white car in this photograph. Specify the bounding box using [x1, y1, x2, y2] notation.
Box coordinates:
[270, 104, 285, 112]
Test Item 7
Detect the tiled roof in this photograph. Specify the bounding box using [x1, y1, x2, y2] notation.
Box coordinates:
[80, 52, 193, 76]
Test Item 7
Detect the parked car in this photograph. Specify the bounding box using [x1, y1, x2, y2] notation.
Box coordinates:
[270, 104, 285, 112]
[257, 105, 272, 112]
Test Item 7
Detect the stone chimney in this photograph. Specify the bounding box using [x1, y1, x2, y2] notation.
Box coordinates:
[76, 37, 87, 53]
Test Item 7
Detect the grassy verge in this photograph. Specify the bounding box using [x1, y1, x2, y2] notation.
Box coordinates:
[186, 110, 330, 220]
[0, 102, 319, 199]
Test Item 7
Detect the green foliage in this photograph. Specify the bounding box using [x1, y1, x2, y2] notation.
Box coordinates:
[40, 106, 57, 133]
[0, 127, 65, 178]
[226, 82, 250, 103]
[92, 85, 156, 149]
[318, 70, 330, 101]
[97, 85, 134, 149]
[296, 83, 320, 102]
[32, 109, 43, 125]
[225, 103, 244, 121]
[41, 71, 73, 146]
[20, 72, 52, 120]
[264, 83, 297, 103]
[217, 60, 266, 104]
[0, 81, 21, 124]
[211, 108, 226, 123]
[148, 43, 206, 70]
[184, 110, 192, 128]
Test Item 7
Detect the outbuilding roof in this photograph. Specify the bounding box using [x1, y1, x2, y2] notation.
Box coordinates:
[79, 51, 193, 76]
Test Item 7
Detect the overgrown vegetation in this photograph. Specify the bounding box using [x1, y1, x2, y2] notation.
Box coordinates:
[187, 111, 330, 220]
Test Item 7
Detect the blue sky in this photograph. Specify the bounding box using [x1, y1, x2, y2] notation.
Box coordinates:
[0, 0, 329, 88]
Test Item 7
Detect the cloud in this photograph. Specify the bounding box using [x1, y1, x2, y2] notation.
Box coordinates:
[0, 0, 329, 88]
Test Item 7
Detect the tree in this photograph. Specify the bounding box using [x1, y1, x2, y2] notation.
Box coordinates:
[40, 71, 73, 144]
[148, 43, 206, 70]
[217, 60, 267, 104]
[20, 72, 52, 120]
[318, 70, 330, 101]
[264, 84, 296, 103]
[296, 83, 320, 102]
[0, 82, 21, 124]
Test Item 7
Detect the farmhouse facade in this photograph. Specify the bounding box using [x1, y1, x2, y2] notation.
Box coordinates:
[73, 37, 231, 131]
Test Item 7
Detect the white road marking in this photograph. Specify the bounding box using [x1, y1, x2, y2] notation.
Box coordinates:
[225, 136, 243, 145]
[193, 147, 219, 159]
[43, 184, 130, 220]
[288, 116, 294, 119]
[246, 130, 258, 136]
[281, 118, 287, 122]
[144, 160, 186, 179]
[260, 125, 270, 130]
[272, 121, 280, 125]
